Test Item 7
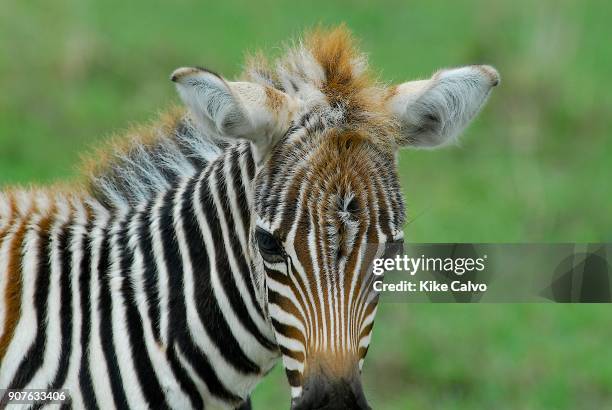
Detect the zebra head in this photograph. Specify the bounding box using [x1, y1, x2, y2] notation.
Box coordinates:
[172, 27, 498, 410]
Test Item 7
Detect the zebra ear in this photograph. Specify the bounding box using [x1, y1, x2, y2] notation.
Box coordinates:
[171, 67, 296, 162]
[388, 65, 499, 148]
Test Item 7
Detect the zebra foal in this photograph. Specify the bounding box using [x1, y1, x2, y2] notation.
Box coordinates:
[0, 27, 498, 409]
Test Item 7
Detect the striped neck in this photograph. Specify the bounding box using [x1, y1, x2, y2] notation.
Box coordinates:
[88, 141, 279, 405]
[148, 141, 277, 342]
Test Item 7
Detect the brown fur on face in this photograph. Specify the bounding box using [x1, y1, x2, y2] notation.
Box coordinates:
[256, 126, 402, 358]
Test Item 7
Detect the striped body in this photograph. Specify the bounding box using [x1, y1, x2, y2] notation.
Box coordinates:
[0, 143, 279, 409]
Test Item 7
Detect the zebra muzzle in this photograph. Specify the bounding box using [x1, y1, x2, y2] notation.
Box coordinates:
[291, 373, 370, 410]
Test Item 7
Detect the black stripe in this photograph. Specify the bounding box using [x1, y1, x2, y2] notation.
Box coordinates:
[237, 397, 253, 410]
[230, 148, 252, 235]
[48, 219, 74, 390]
[175, 333, 242, 403]
[152, 190, 204, 409]
[161, 186, 241, 403]
[166, 345, 203, 409]
[359, 322, 375, 340]
[244, 144, 256, 181]
[78, 221, 97, 410]
[222, 154, 267, 321]
[141, 202, 161, 342]
[374, 151, 402, 233]
[8, 221, 52, 390]
[97, 224, 130, 409]
[278, 345, 305, 362]
[118, 212, 170, 409]
[266, 268, 292, 287]
[212, 164, 276, 350]
[285, 369, 302, 387]
[270, 319, 306, 346]
[266, 289, 307, 340]
[160, 188, 186, 343]
[182, 176, 260, 374]
[262, 146, 284, 218]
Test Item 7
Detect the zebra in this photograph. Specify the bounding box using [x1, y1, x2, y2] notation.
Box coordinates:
[0, 27, 498, 409]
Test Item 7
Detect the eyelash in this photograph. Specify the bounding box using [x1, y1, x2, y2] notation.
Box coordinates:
[255, 228, 286, 262]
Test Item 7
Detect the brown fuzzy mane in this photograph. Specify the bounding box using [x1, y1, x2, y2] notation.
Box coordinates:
[79, 105, 186, 183]
[245, 25, 397, 148]
[307, 26, 373, 105]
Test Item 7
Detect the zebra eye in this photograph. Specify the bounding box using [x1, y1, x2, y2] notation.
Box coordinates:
[255, 228, 285, 262]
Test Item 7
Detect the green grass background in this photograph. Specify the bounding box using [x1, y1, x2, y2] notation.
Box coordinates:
[1, 0, 611, 408]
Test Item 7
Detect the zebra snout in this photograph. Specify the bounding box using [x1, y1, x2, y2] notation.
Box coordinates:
[291, 374, 370, 410]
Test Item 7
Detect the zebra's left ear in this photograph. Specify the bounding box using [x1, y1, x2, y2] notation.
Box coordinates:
[171, 67, 296, 163]
[387, 65, 499, 149]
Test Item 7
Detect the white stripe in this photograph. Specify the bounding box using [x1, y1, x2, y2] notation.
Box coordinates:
[238, 143, 254, 211]
[268, 303, 306, 335]
[358, 332, 372, 349]
[281, 355, 304, 373]
[323, 235, 335, 353]
[274, 333, 305, 353]
[87, 207, 116, 408]
[224, 146, 250, 256]
[108, 212, 148, 408]
[265, 278, 307, 327]
[0, 192, 11, 229]
[14, 190, 35, 216]
[347, 235, 367, 348]
[291, 386, 303, 398]
[332, 273, 340, 353]
[150, 192, 171, 345]
[303, 211, 325, 351]
[62, 199, 87, 408]
[26, 198, 71, 389]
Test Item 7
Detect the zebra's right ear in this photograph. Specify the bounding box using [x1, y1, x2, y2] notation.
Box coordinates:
[171, 67, 296, 163]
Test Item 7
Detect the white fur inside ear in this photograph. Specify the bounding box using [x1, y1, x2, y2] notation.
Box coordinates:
[171, 67, 253, 137]
[171, 67, 297, 163]
[390, 65, 499, 148]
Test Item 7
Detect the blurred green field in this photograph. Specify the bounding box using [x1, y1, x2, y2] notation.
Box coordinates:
[1, 0, 611, 409]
